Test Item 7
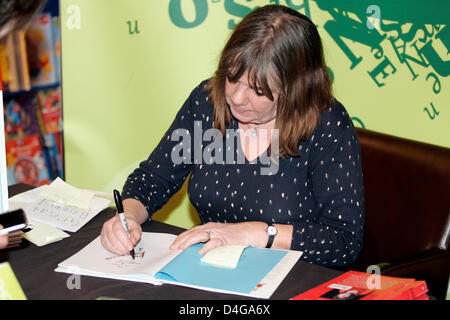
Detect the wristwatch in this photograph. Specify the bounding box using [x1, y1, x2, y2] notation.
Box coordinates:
[266, 223, 278, 248]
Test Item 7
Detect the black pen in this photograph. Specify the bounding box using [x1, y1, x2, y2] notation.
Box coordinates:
[113, 189, 135, 260]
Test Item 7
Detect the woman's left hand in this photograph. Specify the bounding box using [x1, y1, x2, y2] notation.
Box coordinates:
[170, 221, 268, 254]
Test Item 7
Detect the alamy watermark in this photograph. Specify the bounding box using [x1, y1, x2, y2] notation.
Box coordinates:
[170, 121, 280, 175]
[366, 265, 381, 289]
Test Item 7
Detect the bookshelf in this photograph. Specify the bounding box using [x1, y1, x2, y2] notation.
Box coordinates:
[1, 5, 63, 187]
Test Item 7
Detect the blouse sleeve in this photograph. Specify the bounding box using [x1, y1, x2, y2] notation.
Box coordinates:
[121, 82, 206, 221]
[290, 103, 365, 267]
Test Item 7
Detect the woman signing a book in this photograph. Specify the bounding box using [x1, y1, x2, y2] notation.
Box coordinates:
[100, 4, 365, 267]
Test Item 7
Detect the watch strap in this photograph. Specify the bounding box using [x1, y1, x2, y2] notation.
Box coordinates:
[266, 224, 275, 248]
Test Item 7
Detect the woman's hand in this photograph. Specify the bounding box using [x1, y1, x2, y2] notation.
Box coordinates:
[170, 221, 268, 254]
[0, 225, 8, 249]
[100, 214, 142, 255]
[100, 198, 148, 255]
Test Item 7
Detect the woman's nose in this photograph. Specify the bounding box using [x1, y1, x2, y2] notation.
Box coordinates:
[229, 83, 248, 106]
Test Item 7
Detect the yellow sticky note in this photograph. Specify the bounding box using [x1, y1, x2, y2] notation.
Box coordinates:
[201, 245, 246, 269]
[0, 262, 27, 300]
[24, 222, 70, 247]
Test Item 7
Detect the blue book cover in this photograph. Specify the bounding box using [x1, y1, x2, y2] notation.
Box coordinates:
[155, 243, 288, 294]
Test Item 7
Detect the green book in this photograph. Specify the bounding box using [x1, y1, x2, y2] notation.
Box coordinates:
[0, 262, 27, 300]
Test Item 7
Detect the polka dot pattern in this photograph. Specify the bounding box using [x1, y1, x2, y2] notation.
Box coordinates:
[123, 80, 365, 267]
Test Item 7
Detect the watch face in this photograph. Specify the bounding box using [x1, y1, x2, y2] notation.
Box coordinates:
[268, 225, 277, 236]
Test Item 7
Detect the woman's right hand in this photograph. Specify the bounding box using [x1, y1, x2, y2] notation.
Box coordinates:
[100, 214, 142, 255]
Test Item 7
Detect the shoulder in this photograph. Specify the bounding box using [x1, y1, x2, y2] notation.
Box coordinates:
[303, 99, 359, 157]
[313, 99, 356, 139]
[188, 79, 212, 105]
[185, 79, 214, 114]
[320, 99, 353, 130]
[174, 79, 214, 128]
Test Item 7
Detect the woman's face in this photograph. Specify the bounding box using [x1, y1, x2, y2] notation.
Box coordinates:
[225, 70, 278, 125]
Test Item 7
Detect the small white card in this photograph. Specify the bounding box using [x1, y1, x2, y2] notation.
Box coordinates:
[201, 245, 246, 269]
[24, 222, 70, 246]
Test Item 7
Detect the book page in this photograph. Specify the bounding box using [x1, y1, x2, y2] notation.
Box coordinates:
[56, 232, 182, 284]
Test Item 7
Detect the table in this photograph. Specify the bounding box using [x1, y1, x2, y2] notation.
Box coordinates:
[1, 183, 343, 300]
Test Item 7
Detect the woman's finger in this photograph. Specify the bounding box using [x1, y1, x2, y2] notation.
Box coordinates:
[198, 237, 224, 255]
[170, 227, 210, 250]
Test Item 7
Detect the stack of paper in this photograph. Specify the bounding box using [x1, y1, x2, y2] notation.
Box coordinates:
[8, 178, 111, 242]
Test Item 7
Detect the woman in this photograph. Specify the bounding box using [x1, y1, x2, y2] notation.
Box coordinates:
[101, 5, 365, 267]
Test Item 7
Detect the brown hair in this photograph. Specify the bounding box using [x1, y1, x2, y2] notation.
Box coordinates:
[207, 4, 333, 157]
[0, 0, 46, 37]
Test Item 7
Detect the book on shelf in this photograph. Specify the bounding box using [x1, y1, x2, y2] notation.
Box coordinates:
[290, 270, 428, 300]
[0, 91, 8, 212]
[37, 87, 62, 134]
[25, 12, 58, 88]
[4, 32, 19, 92]
[4, 93, 41, 140]
[3, 91, 63, 183]
[1, 30, 32, 93]
[0, 44, 5, 91]
[34, 87, 63, 179]
[51, 16, 61, 83]
[1, 11, 63, 187]
[56, 232, 303, 299]
[5, 134, 51, 187]
[0, 13, 60, 92]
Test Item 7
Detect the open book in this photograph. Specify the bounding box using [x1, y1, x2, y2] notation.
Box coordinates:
[55, 232, 302, 299]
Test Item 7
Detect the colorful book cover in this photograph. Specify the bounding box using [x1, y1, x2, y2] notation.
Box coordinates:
[38, 87, 61, 134]
[4, 33, 19, 92]
[5, 134, 51, 186]
[51, 16, 61, 82]
[42, 132, 63, 179]
[4, 93, 41, 140]
[25, 13, 58, 87]
[0, 50, 4, 92]
[0, 40, 8, 91]
[0, 262, 27, 300]
[291, 271, 423, 300]
[13, 30, 31, 91]
[379, 280, 428, 300]
[0, 91, 8, 212]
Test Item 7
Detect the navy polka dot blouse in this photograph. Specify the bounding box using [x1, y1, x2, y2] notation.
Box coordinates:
[123, 80, 365, 267]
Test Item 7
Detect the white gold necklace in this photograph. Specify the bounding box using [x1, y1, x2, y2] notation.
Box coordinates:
[252, 124, 258, 137]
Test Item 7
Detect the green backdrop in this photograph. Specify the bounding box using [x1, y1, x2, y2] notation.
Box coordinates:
[60, 0, 450, 228]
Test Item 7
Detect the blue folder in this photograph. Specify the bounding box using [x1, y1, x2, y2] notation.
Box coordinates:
[155, 243, 287, 294]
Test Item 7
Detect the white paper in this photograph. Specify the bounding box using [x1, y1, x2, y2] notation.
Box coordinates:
[55, 233, 182, 285]
[39, 177, 94, 210]
[24, 222, 70, 246]
[8, 184, 110, 232]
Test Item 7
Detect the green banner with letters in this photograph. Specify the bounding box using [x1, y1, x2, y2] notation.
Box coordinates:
[60, 0, 449, 228]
